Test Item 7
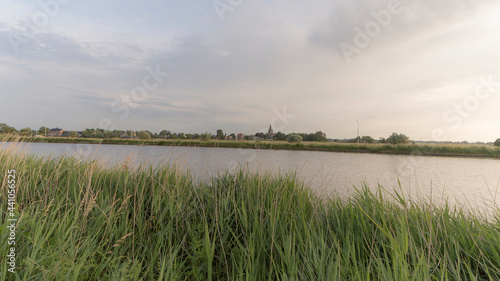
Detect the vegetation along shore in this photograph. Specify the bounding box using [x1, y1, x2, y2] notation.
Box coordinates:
[1, 142, 500, 280]
[4, 134, 500, 159]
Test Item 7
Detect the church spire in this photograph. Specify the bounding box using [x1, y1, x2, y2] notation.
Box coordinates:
[267, 124, 274, 140]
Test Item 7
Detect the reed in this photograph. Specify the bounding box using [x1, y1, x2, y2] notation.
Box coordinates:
[1, 141, 500, 280]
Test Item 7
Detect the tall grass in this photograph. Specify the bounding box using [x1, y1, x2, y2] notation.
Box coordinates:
[1, 143, 500, 280]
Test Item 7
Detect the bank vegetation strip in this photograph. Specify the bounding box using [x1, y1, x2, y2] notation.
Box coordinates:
[1, 141, 500, 280]
[6, 135, 500, 159]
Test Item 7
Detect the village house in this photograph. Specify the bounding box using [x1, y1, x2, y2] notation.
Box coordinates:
[121, 132, 137, 139]
[48, 128, 65, 137]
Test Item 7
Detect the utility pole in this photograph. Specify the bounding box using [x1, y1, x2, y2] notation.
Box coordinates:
[126, 120, 133, 138]
[125, 119, 132, 139]
[356, 119, 360, 143]
[40, 119, 47, 137]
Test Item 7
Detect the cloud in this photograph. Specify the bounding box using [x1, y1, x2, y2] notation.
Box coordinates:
[308, 0, 493, 59]
[1, 0, 500, 141]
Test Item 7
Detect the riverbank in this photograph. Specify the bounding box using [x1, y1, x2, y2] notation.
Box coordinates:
[6, 135, 500, 159]
[1, 149, 500, 280]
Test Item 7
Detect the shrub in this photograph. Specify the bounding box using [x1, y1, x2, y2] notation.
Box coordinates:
[494, 138, 500, 147]
[386, 133, 410, 145]
[137, 131, 151, 139]
[200, 132, 211, 141]
[287, 134, 303, 143]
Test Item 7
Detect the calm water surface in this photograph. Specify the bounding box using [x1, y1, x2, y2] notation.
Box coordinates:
[3, 142, 500, 215]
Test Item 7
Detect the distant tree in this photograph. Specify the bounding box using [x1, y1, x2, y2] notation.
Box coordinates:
[229, 133, 236, 140]
[378, 137, 386, 144]
[200, 133, 211, 141]
[360, 136, 375, 144]
[79, 128, 103, 138]
[103, 130, 115, 138]
[69, 131, 79, 138]
[79, 128, 100, 138]
[144, 130, 154, 137]
[159, 130, 171, 138]
[244, 135, 253, 140]
[110, 130, 124, 138]
[37, 126, 49, 136]
[273, 131, 287, 141]
[94, 130, 104, 138]
[287, 134, 303, 143]
[255, 132, 266, 139]
[216, 129, 224, 140]
[386, 133, 410, 145]
[314, 131, 327, 142]
[19, 127, 32, 136]
[300, 133, 313, 141]
[0, 123, 16, 134]
[494, 138, 500, 147]
[81, 129, 94, 138]
[137, 131, 151, 139]
[341, 138, 358, 143]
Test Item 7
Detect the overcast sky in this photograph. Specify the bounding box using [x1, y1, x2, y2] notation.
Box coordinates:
[1, 0, 500, 141]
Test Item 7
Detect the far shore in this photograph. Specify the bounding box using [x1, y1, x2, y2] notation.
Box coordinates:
[4, 136, 500, 160]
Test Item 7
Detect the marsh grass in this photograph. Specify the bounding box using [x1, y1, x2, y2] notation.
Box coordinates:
[1, 141, 500, 280]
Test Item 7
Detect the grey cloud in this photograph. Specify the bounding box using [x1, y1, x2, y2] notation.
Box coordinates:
[145, 35, 275, 94]
[72, 93, 115, 104]
[308, 0, 492, 57]
[0, 24, 147, 68]
[0, 28, 96, 63]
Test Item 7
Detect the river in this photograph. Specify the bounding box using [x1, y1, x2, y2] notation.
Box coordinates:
[2, 141, 500, 216]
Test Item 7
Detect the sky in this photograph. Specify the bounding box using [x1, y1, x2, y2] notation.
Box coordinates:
[1, 0, 500, 142]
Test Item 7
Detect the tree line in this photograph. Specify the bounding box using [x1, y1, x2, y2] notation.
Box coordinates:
[4, 122, 498, 146]
[0, 123, 409, 144]
[0, 123, 332, 142]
